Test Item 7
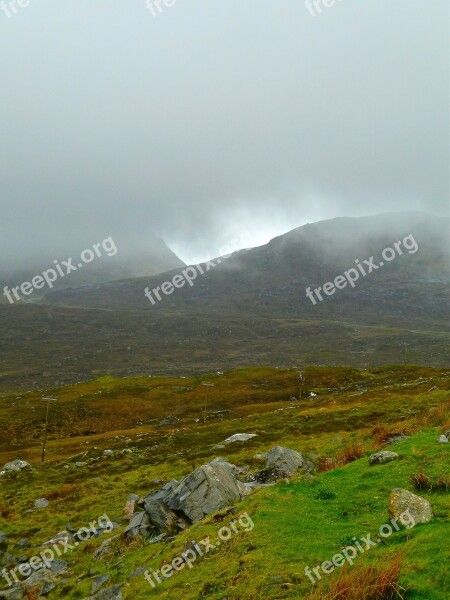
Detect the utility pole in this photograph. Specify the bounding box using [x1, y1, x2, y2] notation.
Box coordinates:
[41, 397, 57, 463]
[296, 370, 305, 401]
[201, 383, 214, 423]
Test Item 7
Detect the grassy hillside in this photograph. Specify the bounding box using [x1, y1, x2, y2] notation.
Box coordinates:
[0, 366, 449, 598]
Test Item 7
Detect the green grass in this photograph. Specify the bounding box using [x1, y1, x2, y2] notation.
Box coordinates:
[0, 366, 449, 598]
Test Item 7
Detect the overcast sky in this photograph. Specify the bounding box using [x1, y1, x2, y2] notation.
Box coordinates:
[1, 0, 448, 265]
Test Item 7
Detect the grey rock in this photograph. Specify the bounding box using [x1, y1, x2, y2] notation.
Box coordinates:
[75, 462, 87, 468]
[244, 481, 275, 489]
[129, 567, 146, 578]
[438, 435, 448, 443]
[0, 588, 25, 600]
[92, 585, 122, 600]
[2, 460, 31, 473]
[223, 433, 257, 444]
[22, 568, 58, 595]
[389, 488, 433, 524]
[42, 531, 73, 547]
[91, 574, 110, 594]
[302, 460, 315, 473]
[252, 453, 268, 463]
[266, 446, 305, 476]
[149, 533, 167, 544]
[252, 446, 305, 482]
[102, 450, 114, 457]
[143, 480, 188, 533]
[167, 459, 250, 523]
[93, 535, 120, 559]
[124, 512, 152, 539]
[369, 451, 399, 465]
[0, 532, 8, 555]
[123, 494, 139, 518]
[14, 539, 30, 551]
[34, 498, 49, 508]
[48, 559, 68, 573]
[387, 435, 409, 444]
[0, 552, 17, 567]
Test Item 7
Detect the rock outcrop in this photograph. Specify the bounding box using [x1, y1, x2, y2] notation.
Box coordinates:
[126, 458, 249, 538]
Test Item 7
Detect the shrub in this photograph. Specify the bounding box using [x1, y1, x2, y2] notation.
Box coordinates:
[314, 488, 336, 500]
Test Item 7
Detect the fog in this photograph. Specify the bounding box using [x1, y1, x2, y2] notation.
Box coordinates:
[0, 0, 448, 266]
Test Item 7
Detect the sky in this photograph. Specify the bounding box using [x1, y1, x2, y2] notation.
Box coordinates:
[0, 0, 448, 265]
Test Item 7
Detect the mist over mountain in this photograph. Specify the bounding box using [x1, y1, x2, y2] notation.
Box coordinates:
[43, 211, 449, 325]
[1, 232, 185, 299]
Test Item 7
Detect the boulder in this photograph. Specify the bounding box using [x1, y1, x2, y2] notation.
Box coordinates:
[223, 433, 257, 444]
[437, 435, 448, 443]
[369, 451, 399, 465]
[2, 460, 31, 473]
[91, 586, 122, 600]
[143, 480, 188, 533]
[22, 568, 59, 596]
[251, 446, 305, 483]
[266, 446, 305, 476]
[389, 488, 433, 525]
[34, 498, 49, 508]
[167, 458, 250, 523]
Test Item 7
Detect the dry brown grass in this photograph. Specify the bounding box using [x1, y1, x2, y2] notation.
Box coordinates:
[45, 484, 81, 501]
[0, 502, 14, 520]
[339, 442, 364, 464]
[318, 457, 338, 473]
[410, 470, 449, 492]
[306, 555, 405, 600]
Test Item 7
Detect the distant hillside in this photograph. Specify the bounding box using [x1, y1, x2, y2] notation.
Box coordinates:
[44, 212, 449, 328]
[1, 233, 185, 301]
[0, 212, 448, 391]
